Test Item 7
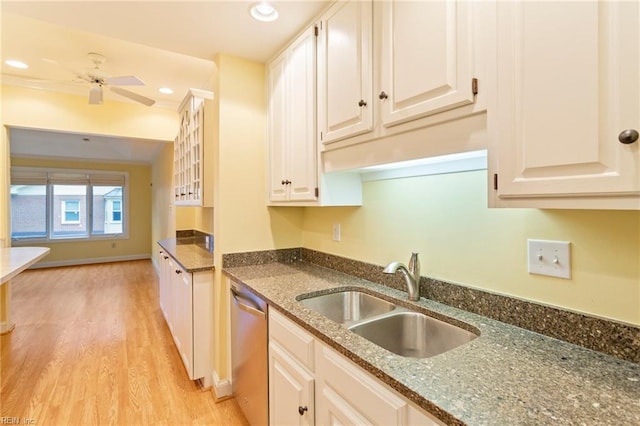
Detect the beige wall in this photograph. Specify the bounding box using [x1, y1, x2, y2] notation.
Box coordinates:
[176, 206, 213, 234]
[1, 85, 176, 140]
[2, 85, 177, 267]
[302, 170, 640, 325]
[10, 157, 153, 265]
[151, 143, 176, 267]
[212, 54, 304, 382]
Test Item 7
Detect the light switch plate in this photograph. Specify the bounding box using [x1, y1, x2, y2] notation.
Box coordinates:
[527, 239, 571, 279]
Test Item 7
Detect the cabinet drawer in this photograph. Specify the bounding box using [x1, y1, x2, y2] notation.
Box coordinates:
[269, 309, 315, 371]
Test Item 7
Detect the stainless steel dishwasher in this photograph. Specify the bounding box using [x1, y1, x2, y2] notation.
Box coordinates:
[230, 280, 268, 426]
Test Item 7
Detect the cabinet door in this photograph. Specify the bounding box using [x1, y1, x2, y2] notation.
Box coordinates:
[158, 250, 169, 321]
[380, 0, 474, 127]
[167, 257, 180, 334]
[316, 345, 406, 426]
[269, 342, 315, 426]
[268, 28, 318, 203]
[494, 1, 639, 202]
[318, 0, 373, 144]
[171, 265, 193, 378]
[268, 53, 289, 202]
[288, 27, 318, 201]
[190, 103, 204, 203]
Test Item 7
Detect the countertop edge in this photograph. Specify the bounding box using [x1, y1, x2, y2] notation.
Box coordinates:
[1, 247, 51, 283]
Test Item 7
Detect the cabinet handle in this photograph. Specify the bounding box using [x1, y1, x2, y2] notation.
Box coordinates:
[175, 270, 182, 274]
[358, 99, 367, 107]
[618, 129, 639, 144]
[281, 180, 292, 185]
[164, 256, 169, 260]
[378, 91, 388, 100]
[298, 406, 308, 416]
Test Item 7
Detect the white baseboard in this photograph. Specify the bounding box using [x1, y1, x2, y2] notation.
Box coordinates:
[29, 254, 151, 269]
[212, 370, 232, 400]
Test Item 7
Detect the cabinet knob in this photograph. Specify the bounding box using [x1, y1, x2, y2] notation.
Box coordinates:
[298, 406, 308, 416]
[164, 256, 169, 260]
[379, 91, 388, 100]
[618, 129, 639, 144]
[358, 99, 367, 107]
[175, 270, 182, 274]
[281, 180, 292, 185]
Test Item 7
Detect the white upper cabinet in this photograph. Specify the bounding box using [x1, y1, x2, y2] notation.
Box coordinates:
[317, 0, 373, 144]
[380, 0, 474, 127]
[318, 0, 481, 156]
[174, 89, 215, 207]
[267, 24, 363, 206]
[490, 0, 640, 209]
[268, 27, 318, 203]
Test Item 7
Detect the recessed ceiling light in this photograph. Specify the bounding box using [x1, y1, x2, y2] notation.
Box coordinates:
[249, 2, 278, 22]
[159, 87, 174, 95]
[5, 59, 29, 69]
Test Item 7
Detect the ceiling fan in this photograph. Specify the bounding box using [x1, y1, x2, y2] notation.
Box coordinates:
[75, 52, 155, 106]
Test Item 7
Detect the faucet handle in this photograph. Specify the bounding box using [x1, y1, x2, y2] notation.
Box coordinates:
[408, 252, 419, 269]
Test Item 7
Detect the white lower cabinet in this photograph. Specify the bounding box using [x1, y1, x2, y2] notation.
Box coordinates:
[268, 309, 445, 426]
[158, 248, 171, 327]
[157, 244, 212, 384]
[269, 342, 315, 426]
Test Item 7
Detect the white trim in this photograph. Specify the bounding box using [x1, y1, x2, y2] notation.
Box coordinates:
[212, 370, 232, 399]
[151, 257, 160, 275]
[28, 254, 150, 269]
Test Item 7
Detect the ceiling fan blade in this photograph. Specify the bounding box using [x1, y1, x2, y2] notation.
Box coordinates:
[89, 85, 103, 105]
[109, 86, 156, 106]
[106, 75, 145, 86]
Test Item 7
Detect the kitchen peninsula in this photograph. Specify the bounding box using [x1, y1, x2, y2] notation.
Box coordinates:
[1, 246, 50, 335]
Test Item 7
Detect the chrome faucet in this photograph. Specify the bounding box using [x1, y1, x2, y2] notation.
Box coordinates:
[383, 253, 421, 301]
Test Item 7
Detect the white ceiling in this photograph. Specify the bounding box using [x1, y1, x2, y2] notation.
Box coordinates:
[1, 0, 330, 163]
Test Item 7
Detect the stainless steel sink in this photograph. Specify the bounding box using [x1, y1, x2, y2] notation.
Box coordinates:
[299, 290, 396, 325]
[299, 289, 478, 358]
[348, 310, 478, 358]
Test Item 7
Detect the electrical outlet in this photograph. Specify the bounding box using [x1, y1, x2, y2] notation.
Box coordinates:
[332, 224, 341, 242]
[527, 239, 571, 279]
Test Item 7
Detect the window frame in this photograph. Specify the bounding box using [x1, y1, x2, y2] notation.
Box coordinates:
[10, 167, 129, 243]
[61, 199, 81, 224]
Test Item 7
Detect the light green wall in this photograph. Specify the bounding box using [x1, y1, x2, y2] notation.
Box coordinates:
[11, 157, 153, 264]
[302, 170, 640, 325]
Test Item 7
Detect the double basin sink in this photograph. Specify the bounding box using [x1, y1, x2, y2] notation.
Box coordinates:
[299, 289, 478, 358]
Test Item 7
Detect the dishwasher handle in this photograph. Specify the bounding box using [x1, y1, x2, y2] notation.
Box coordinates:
[231, 289, 266, 319]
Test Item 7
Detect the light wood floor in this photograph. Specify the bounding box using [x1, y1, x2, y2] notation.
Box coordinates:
[1, 260, 249, 426]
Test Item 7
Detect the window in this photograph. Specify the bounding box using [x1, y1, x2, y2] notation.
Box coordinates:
[10, 167, 128, 241]
[112, 201, 122, 222]
[61, 200, 81, 224]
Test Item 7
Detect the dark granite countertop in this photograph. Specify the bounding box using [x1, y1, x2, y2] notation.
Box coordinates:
[157, 238, 214, 272]
[223, 261, 640, 426]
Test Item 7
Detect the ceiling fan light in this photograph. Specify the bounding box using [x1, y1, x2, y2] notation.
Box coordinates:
[89, 85, 103, 105]
[159, 87, 174, 95]
[249, 2, 278, 22]
[6, 59, 29, 69]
